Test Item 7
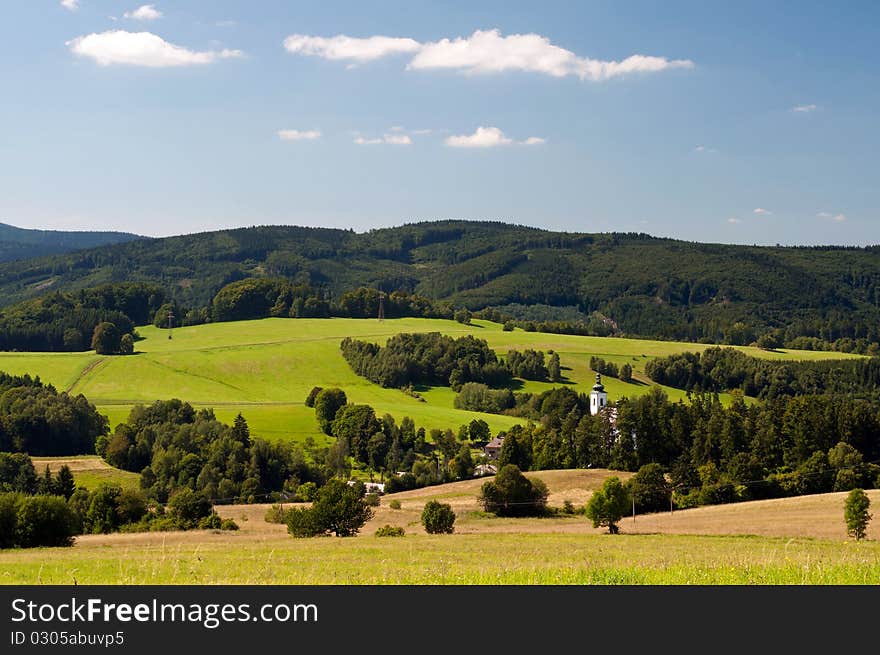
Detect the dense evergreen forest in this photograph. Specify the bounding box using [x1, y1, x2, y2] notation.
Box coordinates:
[0, 222, 140, 263]
[2, 220, 880, 350]
[0, 283, 165, 351]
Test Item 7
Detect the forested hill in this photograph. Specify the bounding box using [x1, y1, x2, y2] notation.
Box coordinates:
[0, 222, 141, 263]
[1, 220, 880, 345]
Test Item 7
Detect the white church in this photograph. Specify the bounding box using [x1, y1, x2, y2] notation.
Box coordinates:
[589, 372, 608, 415]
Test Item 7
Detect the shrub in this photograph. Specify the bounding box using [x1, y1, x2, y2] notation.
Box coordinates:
[421, 500, 456, 534]
[264, 504, 290, 524]
[375, 524, 406, 537]
[220, 518, 239, 531]
[197, 513, 223, 530]
[14, 495, 76, 547]
[167, 488, 213, 529]
[388, 499, 402, 510]
[364, 492, 381, 507]
[478, 464, 548, 517]
[295, 481, 318, 502]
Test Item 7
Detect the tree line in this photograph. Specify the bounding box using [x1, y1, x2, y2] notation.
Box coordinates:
[309, 387, 492, 491]
[6, 221, 880, 355]
[0, 372, 108, 455]
[490, 386, 880, 510]
[340, 332, 510, 390]
[0, 283, 164, 352]
[645, 347, 880, 400]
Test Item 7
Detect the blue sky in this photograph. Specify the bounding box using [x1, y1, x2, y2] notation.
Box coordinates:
[0, 1, 878, 245]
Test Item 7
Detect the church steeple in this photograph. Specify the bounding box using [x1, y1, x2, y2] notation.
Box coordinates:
[590, 373, 607, 415]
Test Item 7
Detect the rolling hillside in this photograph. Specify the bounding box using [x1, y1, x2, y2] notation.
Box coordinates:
[2, 466, 876, 584]
[0, 222, 141, 263]
[0, 317, 860, 444]
[1, 220, 879, 344]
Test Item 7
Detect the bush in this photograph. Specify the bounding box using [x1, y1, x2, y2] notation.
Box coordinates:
[375, 524, 406, 537]
[14, 495, 76, 548]
[388, 499, 402, 510]
[198, 513, 223, 530]
[167, 488, 213, 529]
[295, 481, 318, 502]
[264, 504, 290, 524]
[364, 492, 381, 507]
[286, 506, 324, 538]
[478, 464, 548, 517]
[220, 518, 239, 531]
[421, 500, 456, 534]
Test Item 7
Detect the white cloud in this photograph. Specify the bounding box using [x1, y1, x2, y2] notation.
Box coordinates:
[727, 217, 741, 224]
[694, 145, 718, 153]
[67, 31, 243, 67]
[817, 211, 846, 222]
[753, 208, 772, 215]
[124, 4, 162, 21]
[283, 34, 421, 63]
[410, 29, 693, 80]
[278, 129, 321, 141]
[61, 0, 79, 10]
[354, 133, 412, 145]
[445, 126, 543, 148]
[792, 104, 817, 113]
[283, 28, 693, 81]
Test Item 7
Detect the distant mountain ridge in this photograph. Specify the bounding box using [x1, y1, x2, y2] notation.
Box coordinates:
[1, 219, 879, 345]
[0, 222, 142, 263]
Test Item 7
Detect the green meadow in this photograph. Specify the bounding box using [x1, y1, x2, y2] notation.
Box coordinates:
[0, 317, 862, 444]
[2, 533, 877, 585]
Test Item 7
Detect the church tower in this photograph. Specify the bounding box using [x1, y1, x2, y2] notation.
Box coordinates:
[589, 373, 607, 416]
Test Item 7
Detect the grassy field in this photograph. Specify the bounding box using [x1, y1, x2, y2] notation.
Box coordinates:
[1, 472, 876, 585]
[0, 317, 863, 444]
[30, 455, 140, 491]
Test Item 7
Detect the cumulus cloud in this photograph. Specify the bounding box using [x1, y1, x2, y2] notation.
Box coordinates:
[445, 126, 543, 148]
[354, 132, 412, 145]
[283, 34, 421, 63]
[67, 30, 243, 67]
[410, 29, 693, 80]
[727, 218, 741, 224]
[124, 4, 162, 21]
[792, 104, 817, 113]
[61, 0, 79, 11]
[283, 28, 693, 81]
[753, 208, 772, 215]
[278, 129, 321, 141]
